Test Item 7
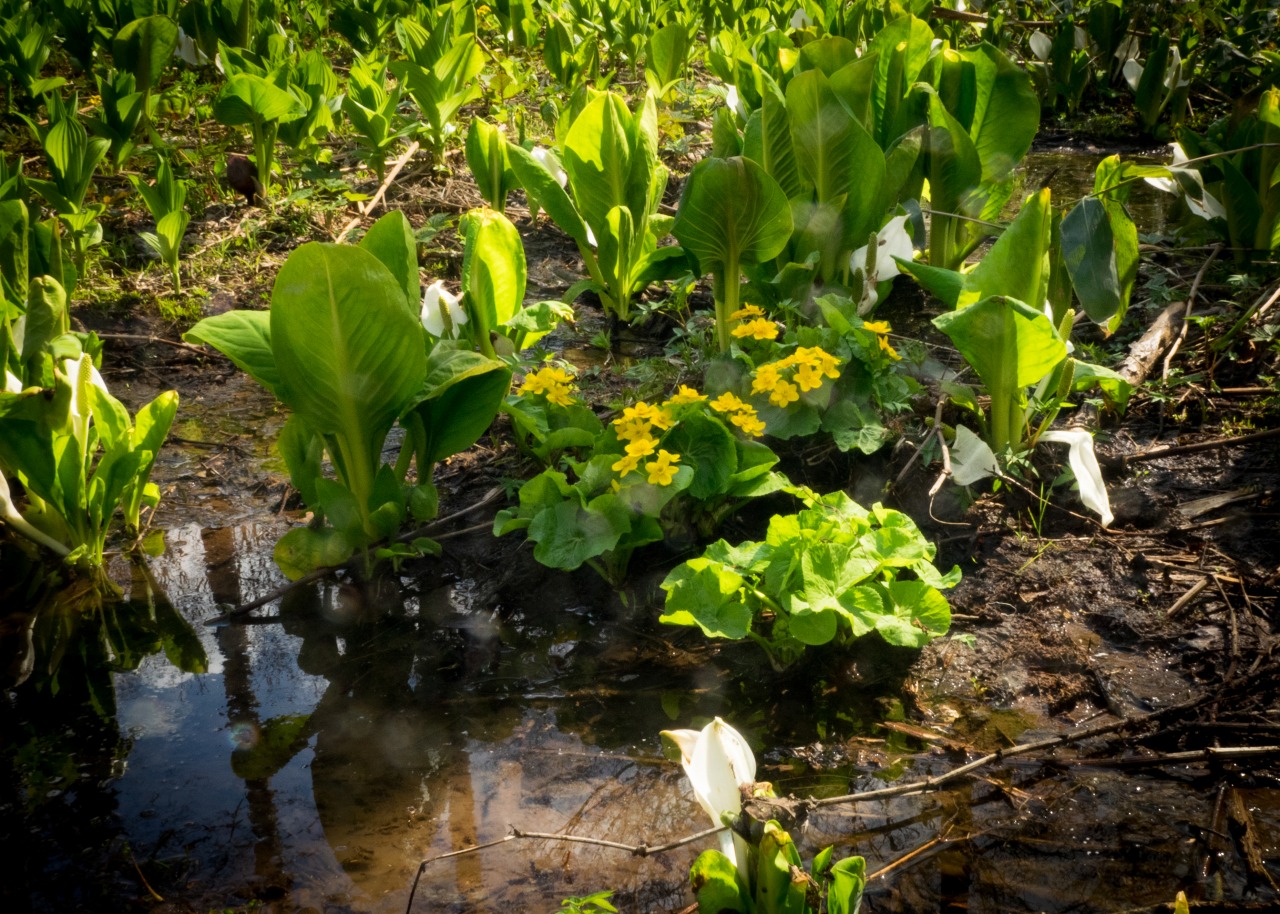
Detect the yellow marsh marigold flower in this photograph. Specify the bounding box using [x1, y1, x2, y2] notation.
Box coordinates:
[728, 304, 766, 321]
[768, 380, 800, 407]
[664, 385, 706, 406]
[520, 366, 578, 402]
[624, 437, 658, 458]
[861, 321, 901, 361]
[751, 361, 784, 395]
[613, 416, 652, 442]
[710, 392, 750, 415]
[730, 409, 766, 437]
[731, 318, 779, 341]
[612, 452, 642, 475]
[645, 449, 681, 486]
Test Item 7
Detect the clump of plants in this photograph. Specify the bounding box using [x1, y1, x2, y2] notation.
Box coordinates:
[496, 371, 790, 585]
[660, 490, 959, 670]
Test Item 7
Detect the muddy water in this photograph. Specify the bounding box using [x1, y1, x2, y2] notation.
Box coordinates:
[3, 145, 1272, 914]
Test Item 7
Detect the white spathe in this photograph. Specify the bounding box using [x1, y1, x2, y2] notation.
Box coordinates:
[0, 466, 69, 557]
[662, 717, 756, 875]
[530, 145, 567, 189]
[850, 215, 914, 312]
[1040, 428, 1114, 527]
[420, 280, 467, 339]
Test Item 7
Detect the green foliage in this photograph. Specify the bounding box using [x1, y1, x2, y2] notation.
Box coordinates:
[674, 156, 792, 352]
[661, 490, 958, 670]
[85, 70, 148, 169]
[342, 54, 416, 180]
[0, 263, 177, 583]
[466, 119, 516, 214]
[23, 93, 109, 268]
[213, 71, 306, 197]
[680, 768, 866, 912]
[129, 155, 190, 292]
[496, 382, 788, 585]
[391, 6, 486, 162]
[185, 212, 510, 578]
[507, 90, 683, 323]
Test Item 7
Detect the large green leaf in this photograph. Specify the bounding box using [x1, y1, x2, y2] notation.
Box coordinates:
[933, 294, 1067, 451]
[963, 43, 1040, 187]
[959, 187, 1053, 308]
[659, 557, 751, 639]
[672, 156, 792, 272]
[407, 346, 511, 465]
[184, 310, 279, 392]
[506, 142, 590, 247]
[563, 92, 633, 240]
[461, 208, 526, 338]
[112, 15, 179, 93]
[1061, 196, 1122, 325]
[359, 211, 419, 315]
[214, 73, 306, 127]
[270, 243, 425, 497]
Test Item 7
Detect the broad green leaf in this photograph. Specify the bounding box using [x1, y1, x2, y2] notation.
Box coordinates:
[1061, 196, 1122, 325]
[359, 211, 419, 315]
[113, 15, 179, 93]
[184, 310, 279, 392]
[875, 580, 952, 647]
[659, 557, 751, 639]
[563, 92, 632, 240]
[828, 856, 867, 914]
[507, 142, 590, 247]
[933, 294, 1067, 451]
[461, 208, 526, 337]
[274, 525, 353, 580]
[408, 346, 511, 465]
[662, 412, 737, 500]
[528, 498, 627, 570]
[0, 199, 28, 301]
[963, 44, 1040, 188]
[214, 73, 306, 127]
[959, 187, 1053, 308]
[690, 850, 749, 914]
[270, 243, 425, 499]
[673, 156, 792, 272]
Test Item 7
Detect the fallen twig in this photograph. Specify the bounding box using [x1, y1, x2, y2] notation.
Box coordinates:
[335, 139, 421, 244]
[1127, 427, 1280, 464]
[97, 332, 209, 357]
[1162, 242, 1223, 380]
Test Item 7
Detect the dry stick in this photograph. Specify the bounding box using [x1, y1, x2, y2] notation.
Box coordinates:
[1167, 576, 1212, 619]
[1078, 300, 1187, 434]
[1126, 426, 1280, 464]
[403, 825, 727, 914]
[204, 487, 502, 625]
[1162, 243, 1224, 381]
[334, 140, 421, 244]
[97, 332, 210, 357]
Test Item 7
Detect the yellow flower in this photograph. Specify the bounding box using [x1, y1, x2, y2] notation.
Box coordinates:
[664, 385, 706, 406]
[546, 385, 575, 407]
[861, 322, 901, 361]
[645, 449, 681, 486]
[878, 334, 901, 360]
[730, 409, 766, 437]
[710, 392, 750, 415]
[732, 317, 779, 341]
[794, 361, 825, 392]
[768, 380, 799, 407]
[612, 453, 642, 475]
[751, 362, 783, 395]
[613, 416, 652, 442]
[728, 304, 766, 321]
[625, 437, 658, 458]
[862, 320, 892, 335]
[520, 366, 579, 403]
